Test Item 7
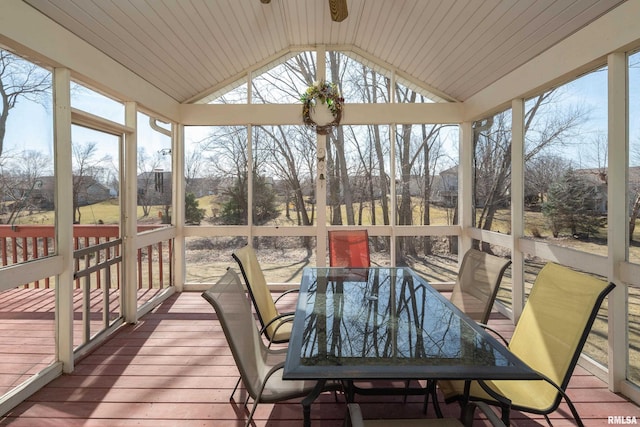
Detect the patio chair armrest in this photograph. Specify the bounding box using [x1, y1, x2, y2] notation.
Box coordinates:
[263, 361, 286, 381]
[345, 403, 365, 427]
[261, 312, 295, 347]
[256, 361, 287, 402]
[477, 323, 509, 346]
[260, 312, 294, 335]
[273, 288, 300, 305]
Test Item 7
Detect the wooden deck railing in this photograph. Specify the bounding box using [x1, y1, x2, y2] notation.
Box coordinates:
[0, 224, 173, 289]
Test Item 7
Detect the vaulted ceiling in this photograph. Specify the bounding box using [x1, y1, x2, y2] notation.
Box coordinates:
[22, 0, 627, 104]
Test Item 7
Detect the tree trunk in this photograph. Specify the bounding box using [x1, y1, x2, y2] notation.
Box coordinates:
[422, 124, 432, 255]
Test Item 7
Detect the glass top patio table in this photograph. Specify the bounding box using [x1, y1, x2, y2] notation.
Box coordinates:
[283, 267, 539, 382]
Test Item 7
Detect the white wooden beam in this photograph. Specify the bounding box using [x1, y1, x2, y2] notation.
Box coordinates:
[511, 98, 525, 322]
[53, 67, 74, 373]
[316, 46, 328, 266]
[458, 122, 473, 258]
[123, 102, 138, 323]
[173, 124, 186, 291]
[179, 103, 464, 126]
[607, 51, 629, 393]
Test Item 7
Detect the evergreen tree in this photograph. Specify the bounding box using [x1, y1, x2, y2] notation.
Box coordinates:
[542, 169, 600, 238]
[185, 192, 205, 225]
[220, 173, 279, 225]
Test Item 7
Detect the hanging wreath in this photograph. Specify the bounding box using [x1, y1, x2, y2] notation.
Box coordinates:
[301, 81, 344, 135]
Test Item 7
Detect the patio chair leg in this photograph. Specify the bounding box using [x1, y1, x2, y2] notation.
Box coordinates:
[500, 403, 511, 426]
[246, 399, 260, 427]
[563, 394, 585, 427]
[230, 376, 242, 401]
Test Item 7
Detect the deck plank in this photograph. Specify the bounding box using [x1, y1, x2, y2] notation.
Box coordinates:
[0, 291, 637, 426]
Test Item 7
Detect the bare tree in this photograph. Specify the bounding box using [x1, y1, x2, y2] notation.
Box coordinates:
[185, 146, 204, 192]
[137, 147, 169, 218]
[72, 142, 111, 223]
[0, 149, 51, 223]
[475, 89, 588, 243]
[200, 127, 250, 224]
[524, 154, 571, 207]
[251, 54, 317, 227]
[0, 50, 51, 158]
[256, 125, 315, 226]
[327, 51, 356, 225]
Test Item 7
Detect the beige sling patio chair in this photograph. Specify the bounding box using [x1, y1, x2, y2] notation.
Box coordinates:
[201, 268, 340, 427]
[232, 245, 297, 344]
[449, 249, 512, 324]
[437, 262, 615, 426]
[345, 401, 505, 427]
[416, 249, 511, 413]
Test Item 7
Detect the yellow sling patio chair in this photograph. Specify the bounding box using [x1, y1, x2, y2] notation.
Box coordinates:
[232, 244, 298, 345]
[437, 262, 615, 426]
[201, 268, 340, 427]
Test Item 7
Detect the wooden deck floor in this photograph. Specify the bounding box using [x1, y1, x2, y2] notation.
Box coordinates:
[0, 290, 638, 426]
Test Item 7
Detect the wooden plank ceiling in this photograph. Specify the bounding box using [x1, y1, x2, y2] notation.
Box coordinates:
[22, 0, 627, 104]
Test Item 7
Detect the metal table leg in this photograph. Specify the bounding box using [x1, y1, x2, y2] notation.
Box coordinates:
[301, 379, 326, 427]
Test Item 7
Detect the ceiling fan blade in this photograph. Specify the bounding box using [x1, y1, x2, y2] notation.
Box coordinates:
[328, 0, 348, 22]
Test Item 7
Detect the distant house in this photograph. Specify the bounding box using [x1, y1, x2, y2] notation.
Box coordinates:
[433, 166, 458, 207]
[575, 166, 640, 215]
[430, 165, 620, 214]
[75, 176, 112, 206]
[15, 176, 111, 210]
[574, 168, 608, 214]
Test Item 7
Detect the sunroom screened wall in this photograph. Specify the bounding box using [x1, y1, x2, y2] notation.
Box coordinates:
[182, 50, 460, 284]
[0, 0, 639, 415]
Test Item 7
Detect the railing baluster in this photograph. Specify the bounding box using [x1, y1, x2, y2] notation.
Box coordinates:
[1, 238, 6, 267]
[83, 273, 91, 344]
[95, 237, 101, 289]
[158, 241, 164, 288]
[74, 237, 81, 289]
[147, 245, 153, 290]
[137, 248, 143, 289]
[31, 237, 39, 288]
[43, 237, 50, 288]
[11, 237, 18, 265]
[103, 265, 110, 329]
